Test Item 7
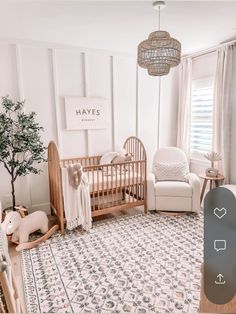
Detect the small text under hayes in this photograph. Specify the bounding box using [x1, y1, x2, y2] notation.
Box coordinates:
[81, 118, 96, 122]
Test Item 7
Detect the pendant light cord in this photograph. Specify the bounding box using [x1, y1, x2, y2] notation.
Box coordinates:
[157, 4, 161, 149]
[157, 75, 161, 149]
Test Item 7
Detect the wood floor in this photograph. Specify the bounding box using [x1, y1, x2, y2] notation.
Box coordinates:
[8, 241, 27, 313]
[8, 207, 143, 313]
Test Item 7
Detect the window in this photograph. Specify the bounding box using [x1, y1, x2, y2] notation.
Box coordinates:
[190, 77, 214, 159]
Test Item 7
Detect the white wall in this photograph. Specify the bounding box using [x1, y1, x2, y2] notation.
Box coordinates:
[160, 68, 179, 147]
[192, 52, 217, 81]
[138, 66, 179, 170]
[0, 40, 179, 212]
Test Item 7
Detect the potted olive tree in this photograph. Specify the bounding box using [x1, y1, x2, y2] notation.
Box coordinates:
[0, 96, 46, 211]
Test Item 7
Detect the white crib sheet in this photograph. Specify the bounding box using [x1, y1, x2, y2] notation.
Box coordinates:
[86, 170, 143, 193]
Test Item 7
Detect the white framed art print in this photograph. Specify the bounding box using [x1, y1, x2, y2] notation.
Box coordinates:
[65, 97, 108, 130]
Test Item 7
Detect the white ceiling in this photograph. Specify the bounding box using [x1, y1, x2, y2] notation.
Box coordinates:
[0, 1, 236, 54]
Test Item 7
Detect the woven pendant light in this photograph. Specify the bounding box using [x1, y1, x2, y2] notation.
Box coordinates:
[137, 1, 181, 76]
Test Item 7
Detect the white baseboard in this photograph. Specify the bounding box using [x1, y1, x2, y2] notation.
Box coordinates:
[30, 202, 51, 215]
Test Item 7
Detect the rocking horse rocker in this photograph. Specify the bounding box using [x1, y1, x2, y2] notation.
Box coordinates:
[1, 206, 59, 251]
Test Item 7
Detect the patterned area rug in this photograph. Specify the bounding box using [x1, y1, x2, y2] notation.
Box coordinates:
[21, 212, 203, 313]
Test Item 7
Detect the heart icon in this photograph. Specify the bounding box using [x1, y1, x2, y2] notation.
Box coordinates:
[214, 207, 227, 219]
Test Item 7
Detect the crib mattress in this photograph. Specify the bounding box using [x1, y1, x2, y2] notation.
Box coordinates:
[86, 170, 143, 193]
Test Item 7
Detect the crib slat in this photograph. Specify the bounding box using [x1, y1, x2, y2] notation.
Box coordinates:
[140, 159, 143, 200]
[97, 167, 100, 210]
[106, 165, 109, 208]
[128, 162, 131, 203]
[115, 165, 118, 206]
[92, 168, 95, 211]
[132, 137, 135, 160]
[120, 165, 122, 204]
[136, 161, 139, 200]
[102, 167, 105, 209]
[132, 162, 135, 203]
[111, 165, 114, 208]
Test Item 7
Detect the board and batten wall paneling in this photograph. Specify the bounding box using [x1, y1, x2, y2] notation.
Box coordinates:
[0, 44, 27, 208]
[85, 53, 113, 155]
[159, 67, 179, 148]
[19, 46, 57, 143]
[0, 44, 18, 98]
[138, 66, 179, 171]
[19, 46, 57, 210]
[0, 40, 179, 211]
[113, 56, 137, 149]
[137, 67, 159, 171]
[56, 50, 87, 158]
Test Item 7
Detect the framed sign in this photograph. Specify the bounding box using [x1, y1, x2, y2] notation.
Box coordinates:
[65, 97, 108, 130]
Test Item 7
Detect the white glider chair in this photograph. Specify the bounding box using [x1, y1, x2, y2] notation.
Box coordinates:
[147, 147, 201, 213]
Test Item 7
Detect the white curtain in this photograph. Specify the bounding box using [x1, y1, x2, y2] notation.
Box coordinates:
[213, 44, 235, 183]
[177, 57, 192, 160]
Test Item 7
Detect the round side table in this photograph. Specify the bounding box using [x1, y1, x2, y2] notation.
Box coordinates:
[199, 173, 225, 204]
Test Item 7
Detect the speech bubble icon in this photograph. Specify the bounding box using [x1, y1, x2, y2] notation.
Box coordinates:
[214, 240, 226, 252]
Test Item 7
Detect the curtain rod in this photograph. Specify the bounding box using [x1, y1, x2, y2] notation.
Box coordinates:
[182, 38, 236, 60]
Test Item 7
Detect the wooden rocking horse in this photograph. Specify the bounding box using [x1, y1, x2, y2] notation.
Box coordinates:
[1, 206, 59, 251]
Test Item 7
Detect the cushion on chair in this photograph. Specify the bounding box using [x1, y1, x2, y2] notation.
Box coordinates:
[153, 161, 189, 182]
[154, 181, 192, 197]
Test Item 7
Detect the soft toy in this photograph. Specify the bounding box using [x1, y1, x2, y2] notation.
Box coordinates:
[67, 163, 83, 189]
[1, 207, 59, 251]
[112, 149, 133, 173]
[112, 154, 132, 164]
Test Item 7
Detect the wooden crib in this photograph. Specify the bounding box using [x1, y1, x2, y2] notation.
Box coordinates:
[48, 136, 147, 234]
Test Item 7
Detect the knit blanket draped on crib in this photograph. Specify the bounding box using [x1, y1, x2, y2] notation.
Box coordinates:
[61, 167, 92, 231]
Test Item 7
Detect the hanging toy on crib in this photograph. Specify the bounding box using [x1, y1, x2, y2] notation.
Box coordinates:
[1, 206, 59, 251]
[68, 163, 83, 189]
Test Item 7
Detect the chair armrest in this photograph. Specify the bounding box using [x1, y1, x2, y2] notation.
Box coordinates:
[147, 173, 156, 211]
[187, 172, 200, 188]
[186, 172, 201, 213]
